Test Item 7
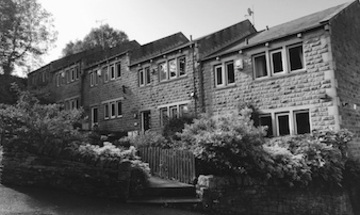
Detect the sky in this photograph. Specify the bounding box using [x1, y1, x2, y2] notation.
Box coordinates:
[36, 0, 352, 69]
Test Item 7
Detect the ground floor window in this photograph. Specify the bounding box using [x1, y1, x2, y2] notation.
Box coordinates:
[159, 102, 190, 127]
[91, 107, 98, 129]
[141, 110, 151, 131]
[102, 98, 123, 120]
[259, 109, 310, 136]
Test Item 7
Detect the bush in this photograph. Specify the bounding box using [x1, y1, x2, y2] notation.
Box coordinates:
[180, 108, 268, 177]
[125, 130, 170, 148]
[162, 115, 195, 141]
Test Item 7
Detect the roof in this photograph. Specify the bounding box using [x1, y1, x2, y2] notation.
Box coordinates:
[130, 32, 189, 66]
[194, 19, 257, 58]
[204, 2, 352, 60]
[30, 40, 140, 74]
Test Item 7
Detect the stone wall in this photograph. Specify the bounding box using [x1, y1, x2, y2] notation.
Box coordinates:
[197, 175, 354, 215]
[0, 141, 132, 201]
[331, 1, 360, 158]
[201, 28, 338, 133]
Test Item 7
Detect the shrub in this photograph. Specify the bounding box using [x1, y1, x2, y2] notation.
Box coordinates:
[162, 115, 195, 141]
[180, 108, 268, 177]
[125, 131, 170, 148]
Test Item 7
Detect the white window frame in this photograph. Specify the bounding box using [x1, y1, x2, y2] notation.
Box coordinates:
[110, 102, 116, 119]
[168, 58, 177, 80]
[214, 64, 224, 87]
[103, 66, 109, 83]
[140, 110, 151, 131]
[90, 71, 94, 87]
[145, 67, 151, 84]
[253, 42, 305, 80]
[102, 98, 124, 120]
[158, 101, 190, 126]
[293, 109, 311, 134]
[275, 112, 291, 136]
[91, 106, 98, 128]
[139, 69, 145, 86]
[225, 61, 235, 85]
[116, 62, 121, 78]
[287, 43, 305, 72]
[110, 64, 115, 80]
[116, 100, 122, 117]
[178, 56, 186, 77]
[104, 103, 110, 120]
[159, 62, 168, 82]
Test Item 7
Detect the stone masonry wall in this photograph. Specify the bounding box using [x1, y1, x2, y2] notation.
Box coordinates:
[82, 55, 137, 133]
[331, 1, 360, 158]
[0, 141, 132, 201]
[202, 28, 338, 132]
[128, 47, 198, 133]
[197, 175, 354, 215]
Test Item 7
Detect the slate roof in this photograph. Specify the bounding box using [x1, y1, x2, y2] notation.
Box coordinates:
[130, 32, 189, 66]
[204, 2, 352, 60]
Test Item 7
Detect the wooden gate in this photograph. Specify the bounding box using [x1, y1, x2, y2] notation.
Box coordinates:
[138, 147, 196, 184]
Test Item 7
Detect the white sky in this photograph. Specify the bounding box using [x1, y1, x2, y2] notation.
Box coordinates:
[37, 0, 352, 66]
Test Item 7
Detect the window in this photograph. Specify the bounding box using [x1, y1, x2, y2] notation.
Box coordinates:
[94, 70, 99, 85]
[56, 73, 60, 87]
[110, 102, 116, 119]
[226, 62, 235, 84]
[75, 67, 80, 80]
[145, 67, 151, 84]
[159, 56, 187, 82]
[91, 107, 98, 128]
[262, 109, 310, 136]
[159, 102, 189, 126]
[116, 101, 122, 117]
[214, 61, 235, 87]
[116, 62, 121, 78]
[71, 69, 75, 81]
[103, 66, 109, 83]
[259, 114, 273, 137]
[90, 71, 94, 87]
[178, 56, 186, 76]
[110, 64, 115, 80]
[103, 98, 123, 120]
[168, 59, 177, 79]
[141, 110, 151, 131]
[294, 110, 310, 134]
[160, 108, 168, 127]
[270, 49, 284, 74]
[139, 69, 145, 86]
[215, 65, 223, 86]
[254, 53, 268, 78]
[288, 44, 304, 71]
[276, 113, 290, 136]
[253, 43, 304, 79]
[104, 103, 109, 119]
[159, 62, 167, 81]
[66, 70, 70, 83]
[75, 98, 80, 109]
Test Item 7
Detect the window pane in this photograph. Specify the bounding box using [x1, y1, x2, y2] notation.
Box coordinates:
[272, 51, 283, 73]
[289, 45, 304, 71]
[95, 70, 100, 85]
[139, 69, 144, 85]
[277, 114, 290, 136]
[259, 115, 273, 137]
[92, 108, 98, 123]
[110, 65, 115, 79]
[226, 62, 235, 84]
[141, 111, 151, 131]
[169, 59, 177, 78]
[169, 105, 178, 118]
[90, 72, 94, 86]
[145, 67, 151, 84]
[160, 108, 168, 126]
[159, 63, 167, 81]
[116, 62, 121, 77]
[215, 66, 223, 85]
[117, 101, 122, 116]
[179, 57, 186, 76]
[295, 111, 310, 134]
[254, 54, 268, 78]
[104, 104, 109, 118]
[103, 67, 109, 82]
[179, 104, 188, 117]
[111, 102, 116, 117]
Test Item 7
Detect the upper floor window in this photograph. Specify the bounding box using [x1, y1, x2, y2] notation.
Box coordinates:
[90, 69, 99, 87]
[214, 61, 235, 87]
[139, 67, 151, 87]
[110, 64, 115, 80]
[253, 43, 304, 79]
[116, 62, 121, 78]
[103, 66, 109, 83]
[159, 56, 187, 82]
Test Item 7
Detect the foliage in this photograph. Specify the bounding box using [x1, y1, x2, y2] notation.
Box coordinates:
[0, 87, 83, 146]
[125, 131, 171, 148]
[0, 75, 26, 104]
[180, 107, 355, 189]
[162, 115, 195, 141]
[0, 0, 57, 75]
[180, 108, 268, 176]
[62, 24, 129, 56]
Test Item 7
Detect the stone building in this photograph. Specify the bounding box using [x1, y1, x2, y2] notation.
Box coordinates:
[28, 2, 360, 156]
[200, 1, 360, 157]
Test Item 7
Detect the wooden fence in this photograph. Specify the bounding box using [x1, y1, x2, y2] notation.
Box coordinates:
[138, 147, 196, 184]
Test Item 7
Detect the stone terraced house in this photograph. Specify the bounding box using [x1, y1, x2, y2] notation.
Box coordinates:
[28, 1, 360, 157]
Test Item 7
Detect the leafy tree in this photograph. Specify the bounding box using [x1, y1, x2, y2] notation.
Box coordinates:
[0, 0, 57, 75]
[62, 24, 129, 56]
